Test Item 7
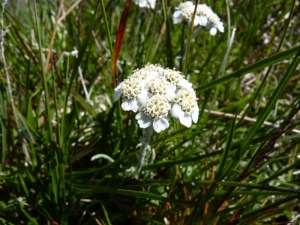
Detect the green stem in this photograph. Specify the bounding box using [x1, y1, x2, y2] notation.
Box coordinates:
[135, 126, 153, 175]
[126, 126, 153, 178]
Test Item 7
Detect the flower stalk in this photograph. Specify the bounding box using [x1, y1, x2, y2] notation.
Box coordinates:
[133, 126, 154, 177]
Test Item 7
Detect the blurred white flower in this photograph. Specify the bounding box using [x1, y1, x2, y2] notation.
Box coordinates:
[114, 64, 199, 133]
[173, 1, 200, 26]
[173, 2, 224, 36]
[197, 4, 224, 36]
[133, 0, 156, 9]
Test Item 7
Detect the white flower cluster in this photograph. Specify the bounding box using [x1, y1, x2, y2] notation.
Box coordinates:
[173, 1, 224, 36]
[133, 0, 156, 9]
[114, 64, 199, 133]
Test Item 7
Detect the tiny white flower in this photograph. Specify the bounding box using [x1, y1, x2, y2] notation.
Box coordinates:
[133, 0, 156, 9]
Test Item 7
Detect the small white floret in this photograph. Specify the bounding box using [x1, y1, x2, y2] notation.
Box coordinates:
[122, 99, 139, 112]
[114, 82, 123, 101]
[153, 117, 169, 133]
[136, 112, 152, 128]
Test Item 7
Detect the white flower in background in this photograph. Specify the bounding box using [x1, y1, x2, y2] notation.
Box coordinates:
[173, 2, 224, 36]
[114, 64, 199, 132]
[197, 4, 224, 36]
[173, 1, 200, 26]
[133, 0, 156, 9]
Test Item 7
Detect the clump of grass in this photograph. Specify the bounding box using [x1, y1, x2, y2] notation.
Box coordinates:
[0, 0, 300, 224]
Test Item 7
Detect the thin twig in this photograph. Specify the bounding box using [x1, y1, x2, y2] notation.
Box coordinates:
[204, 109, 300, 134]
[78, 66, 93, 106]
[45, 0, 83, 71]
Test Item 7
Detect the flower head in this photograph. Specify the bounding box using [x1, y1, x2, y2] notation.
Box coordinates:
[197, 4, 224, 35]
[133, 0, 156, 9]
[173, 2, 224, 36]
[136, 95, 171, 133]
[171, 88, 199, 127]
[114, 64, 199, 132]
[114, 76, 147, 112]
[173, 1, 199, 26]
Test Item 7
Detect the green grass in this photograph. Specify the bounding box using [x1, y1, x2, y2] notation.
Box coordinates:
[1, 0, 300, 224]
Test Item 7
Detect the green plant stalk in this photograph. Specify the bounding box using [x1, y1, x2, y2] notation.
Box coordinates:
[162, 0, 173, 68]
[125, 126, 153, 178]
[33, 1, 53, 142]
[182, 0, 199, 74]
[0, 82, 6, 169]
[99, 0, 113, 55]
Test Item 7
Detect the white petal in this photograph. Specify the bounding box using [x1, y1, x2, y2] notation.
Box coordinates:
[199, 15, 208, 26]
[138, 88, 148, 105]
[171, 103, 184, 119]
[193, 16, 202, 26]
[153, 117, 169, 133]
[192, 104, 199, 123]
[179, 113, 192, 127]
[122, 99, 139, 112]
[173, 11, 183, 24]
[205, 21, 212, 30]
[114, 82, 123, 101]
[145, 71, 160, 82]
[136, 112, 152, 128]
[166, 86, 176, 102]
[217, 22, 224, 32]
[178, 79, 192, 89]
[210, 27, 217, 36]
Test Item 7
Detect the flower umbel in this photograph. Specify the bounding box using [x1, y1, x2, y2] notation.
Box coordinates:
[114, 63, 199, 131]
[114, 64, 199, 177]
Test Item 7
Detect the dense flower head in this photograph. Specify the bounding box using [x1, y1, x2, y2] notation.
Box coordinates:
[141, 95, 171, 119]
[114, 64, 199, 133]
[173, 1, 224, 36]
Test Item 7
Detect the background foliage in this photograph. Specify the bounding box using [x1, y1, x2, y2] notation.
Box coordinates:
[1, 0, 300, 224]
